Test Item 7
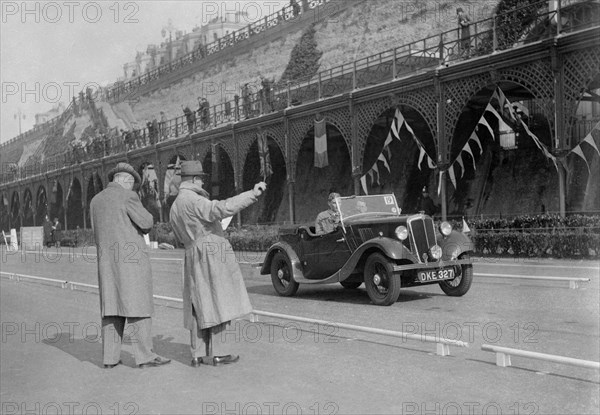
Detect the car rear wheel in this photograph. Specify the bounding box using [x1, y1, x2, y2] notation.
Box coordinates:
[439, 254, 473, 296]
[363, 253, 401, 306]
[270, 251, 299, 297]
[340, 280, 362, 289]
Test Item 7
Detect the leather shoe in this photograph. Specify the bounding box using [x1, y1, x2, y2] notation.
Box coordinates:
[191, 357, 202, 368]
[138, 356, 171, 368]
[214, 354, 239, 365]
[103, 360, 122, 369]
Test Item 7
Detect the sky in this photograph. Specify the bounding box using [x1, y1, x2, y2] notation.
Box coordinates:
[0, 0, 288, 143]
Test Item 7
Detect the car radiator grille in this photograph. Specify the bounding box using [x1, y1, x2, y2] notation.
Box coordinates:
[408, 216, 436, 262]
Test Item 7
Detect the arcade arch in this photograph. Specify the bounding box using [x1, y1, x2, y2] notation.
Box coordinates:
[35, 185, 48, 225]
[22, 188, 34, 226]
[241, 135, 286, 224]
[361, 105, 435, 212]
[66, 178, 84, 230]
[450, 82, 555, 217]
[293, 123, 352, 224]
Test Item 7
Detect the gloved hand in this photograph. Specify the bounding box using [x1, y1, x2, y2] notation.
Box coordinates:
[253, 182, 267, 197]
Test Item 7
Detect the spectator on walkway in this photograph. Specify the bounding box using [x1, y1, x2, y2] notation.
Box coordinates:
[152, 116, 159, 144]
[51, 217, 61, 247]
[234, 94, 240, 120]
[261, 77, 273, 113]
[160, 111, 168, 140]
[183, 105, 196, 134]
[169, 160, 266, 367]
[241, 84, 251, 119]
[90, 162, 171, 369]
[457, 8, 471, 58]
[291, 0, 300, 17]
[198, 98, 211, 130]
[43, 215, 53, 247]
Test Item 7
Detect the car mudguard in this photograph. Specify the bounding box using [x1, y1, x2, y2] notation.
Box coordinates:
[436, 230, 475, 261]
[260, 241, 306, 281]
[332, 237, 418, 282]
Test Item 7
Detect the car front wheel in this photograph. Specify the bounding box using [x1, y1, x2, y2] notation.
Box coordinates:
[363, 253, 401, 306]
[439, 254, 473, 296]
[270, 251, 299, 297]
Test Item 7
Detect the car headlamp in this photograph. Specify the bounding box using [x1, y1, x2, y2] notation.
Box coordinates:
[440, 221, 452, 237]
[430, 245, 442, 260]
[395, 226, 408, 241]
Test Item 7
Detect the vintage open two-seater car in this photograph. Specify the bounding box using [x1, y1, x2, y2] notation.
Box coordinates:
[260, 194, 474, 306]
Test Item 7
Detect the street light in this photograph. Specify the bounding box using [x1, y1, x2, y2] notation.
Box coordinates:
[162, 18, 175, 63]
[14, 108, 25, 135]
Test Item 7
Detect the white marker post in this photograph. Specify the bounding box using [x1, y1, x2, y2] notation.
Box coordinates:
[9, 229, 18, 252]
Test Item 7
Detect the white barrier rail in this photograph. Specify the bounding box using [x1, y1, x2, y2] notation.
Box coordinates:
[252, 310, 469, 356]
[1, 271, 467, 356]
[475, 273, 590, 289]
[481, 344, 600, 370]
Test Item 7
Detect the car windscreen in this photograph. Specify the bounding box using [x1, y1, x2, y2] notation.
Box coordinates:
[336, 195, 401, 222]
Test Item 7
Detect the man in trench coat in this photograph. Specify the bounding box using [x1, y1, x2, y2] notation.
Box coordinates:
[90, 162, 171, 369]
[169, 160, 266, 366]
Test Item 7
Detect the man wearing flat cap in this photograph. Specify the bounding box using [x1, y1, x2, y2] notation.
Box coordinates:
[169, 160, 266, 367]
[90, 162, 171, 369]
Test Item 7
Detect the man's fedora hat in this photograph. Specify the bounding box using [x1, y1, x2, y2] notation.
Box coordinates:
[108, 162, 141, 184]
[178, 160, 207, 177]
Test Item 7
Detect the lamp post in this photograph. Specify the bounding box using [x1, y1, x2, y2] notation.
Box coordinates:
[162, 18, 175, 63]
[14, 108, 25, 135]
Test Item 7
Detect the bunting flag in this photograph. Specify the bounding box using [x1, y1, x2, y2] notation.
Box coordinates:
[257, 133, 273, 181]
[65, 178, 73, 202]
[314, 119, 328, 168]
[567, 121, 600, 174]
[462, 217, 471, 233]
[445, 87, 565, 191]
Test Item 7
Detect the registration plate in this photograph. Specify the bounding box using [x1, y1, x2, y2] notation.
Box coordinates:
[417, 268, 455, 282]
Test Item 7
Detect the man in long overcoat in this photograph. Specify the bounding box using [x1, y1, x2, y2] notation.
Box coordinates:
[169, 160, 266, 367]
[90, 162, 171, 369]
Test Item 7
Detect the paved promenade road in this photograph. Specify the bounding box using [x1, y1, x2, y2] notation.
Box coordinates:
[1, 246, 599, 414]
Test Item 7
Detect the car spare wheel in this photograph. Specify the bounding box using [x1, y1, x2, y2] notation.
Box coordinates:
[363, 253, 401, 306]
[270, 251, 299, 297]
[439, 254, 473, 297]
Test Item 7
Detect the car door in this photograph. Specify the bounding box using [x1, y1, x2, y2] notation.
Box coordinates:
[300, 227, 351, 280]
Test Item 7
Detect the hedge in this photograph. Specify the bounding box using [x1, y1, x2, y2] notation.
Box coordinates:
[4, 214, 597, 259]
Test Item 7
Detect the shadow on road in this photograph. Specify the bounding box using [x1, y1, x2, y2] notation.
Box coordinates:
[42, 332, 190, 368]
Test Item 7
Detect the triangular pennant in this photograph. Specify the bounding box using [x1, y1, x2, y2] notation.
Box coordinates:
[384, 131, 394, 148]
[360, 175, 368, 195]
[393, 109, 405, 139]
[456, 153, 465, 178]
[448, 166, 457, 190]
[462, 217, 471, 233]
[378, 153, 391, 173]
[478, 116, 495, 139]
[417, 147, 426, 171]
[582, 131, 600, 156]
[385, 146, 392, 160]
[485, 103, 503, 123]
[470, 131, 483, 155]
[427, 156, 436, 169]
[372, 164, 380, 185]
[571, 146, 591, 174]
[464, 142, 476, 171]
